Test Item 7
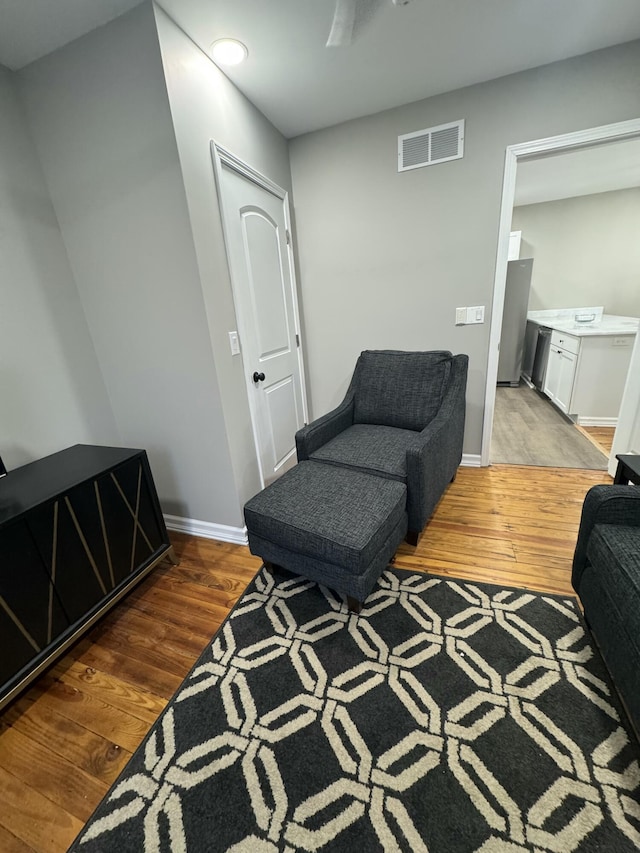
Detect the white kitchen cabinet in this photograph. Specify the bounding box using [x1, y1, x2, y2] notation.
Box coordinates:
[543, 332, 578, 414]
[542, 347, 560, 401]
[541, 329, 635, 424]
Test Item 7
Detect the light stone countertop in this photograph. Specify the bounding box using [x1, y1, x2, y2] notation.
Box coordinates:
[527, 311, 639, 337]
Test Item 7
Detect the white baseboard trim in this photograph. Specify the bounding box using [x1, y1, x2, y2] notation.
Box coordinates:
[576, 417, 618, 427]
[164, 514, 248, 545]
[461, 453, 482, 467]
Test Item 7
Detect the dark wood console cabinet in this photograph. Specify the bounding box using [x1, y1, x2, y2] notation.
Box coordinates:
[0, 444, 177, 709]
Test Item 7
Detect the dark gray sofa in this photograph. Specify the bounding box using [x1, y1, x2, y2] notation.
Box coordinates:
[572, 484, 640, 734]
[295, 349, 468, 544]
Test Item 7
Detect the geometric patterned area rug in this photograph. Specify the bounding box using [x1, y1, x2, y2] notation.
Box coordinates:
[69, 567, 640, 852]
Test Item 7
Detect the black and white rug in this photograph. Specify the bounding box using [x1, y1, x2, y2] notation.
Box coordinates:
[70, 567, 640, 852]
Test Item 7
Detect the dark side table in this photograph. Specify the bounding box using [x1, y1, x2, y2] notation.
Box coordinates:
[613, 454, 640, 485]
[0, 444, 177, 709]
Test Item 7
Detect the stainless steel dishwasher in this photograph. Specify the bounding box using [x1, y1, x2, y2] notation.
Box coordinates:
[532, 327, 552, 391]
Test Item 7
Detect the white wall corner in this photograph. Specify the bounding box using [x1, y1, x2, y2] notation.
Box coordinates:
[461, 453, 482, 467]
[164, 514, 249, 545]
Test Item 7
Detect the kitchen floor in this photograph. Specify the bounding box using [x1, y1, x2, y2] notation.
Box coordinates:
[491, 382, 610, 469]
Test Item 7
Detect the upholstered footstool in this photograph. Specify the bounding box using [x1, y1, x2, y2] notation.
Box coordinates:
[244, 461, 408, 612]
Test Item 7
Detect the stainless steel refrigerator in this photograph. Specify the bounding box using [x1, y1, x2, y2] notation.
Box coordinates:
[497, 258, 534, 386]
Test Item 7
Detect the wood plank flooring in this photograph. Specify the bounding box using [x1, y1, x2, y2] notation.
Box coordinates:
[581, 425, 615, 456]
[0, 464, 611, 852]
[491, 383, 609, 469]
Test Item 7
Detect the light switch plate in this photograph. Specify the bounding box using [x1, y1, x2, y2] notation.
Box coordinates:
[228, 331, 240, 356]
[466, 306, 485, 324]
[456, 306, 485, 325]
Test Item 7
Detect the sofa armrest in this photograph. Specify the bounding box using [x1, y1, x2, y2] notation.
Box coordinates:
[405, 354, 468, 532]
[295, 396, 355, 461]
[572, 484, 640, 587]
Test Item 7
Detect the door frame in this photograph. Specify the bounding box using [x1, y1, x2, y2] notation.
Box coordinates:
[609, 330, 640, 472]
[211, 142, 309, 487]
[481, 117, 640, 466]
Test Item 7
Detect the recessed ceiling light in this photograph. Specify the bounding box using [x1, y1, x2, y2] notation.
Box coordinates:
[211, 39, 248, 66]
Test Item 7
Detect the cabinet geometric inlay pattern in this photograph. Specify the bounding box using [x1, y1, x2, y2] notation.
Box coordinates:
[0, 445, 177, 709]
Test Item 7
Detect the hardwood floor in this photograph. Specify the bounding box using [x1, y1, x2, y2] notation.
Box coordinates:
[0, 464, 611, 852]
[580, 425, 616, 455]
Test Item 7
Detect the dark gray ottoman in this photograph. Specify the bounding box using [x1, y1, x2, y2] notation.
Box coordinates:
[244, 461, 408, 611]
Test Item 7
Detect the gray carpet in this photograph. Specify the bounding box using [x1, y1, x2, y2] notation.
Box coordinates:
[491, 383, 608, 469]
[69, 566, 640, 852]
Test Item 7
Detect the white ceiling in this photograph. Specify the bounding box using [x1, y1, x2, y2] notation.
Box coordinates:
[2, 0, 640, 139]
[1, 0, 639, 204]
[514, 138, 640, 207]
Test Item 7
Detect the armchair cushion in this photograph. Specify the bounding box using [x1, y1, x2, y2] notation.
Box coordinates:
[353, 350, 452, 431]
[296, 349, 468, 537]
[244, 461, 407, 575]
[296, 396, 355, 462]
[572, 484, 640, 584]
[586, 523, 640, 633]
[310, 424, 417, 482]
[572, 484, 640, 735]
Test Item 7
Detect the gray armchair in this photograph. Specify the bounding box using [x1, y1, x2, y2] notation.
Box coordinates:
[572, 484, 640, 733]
[295, 350, 468, 544]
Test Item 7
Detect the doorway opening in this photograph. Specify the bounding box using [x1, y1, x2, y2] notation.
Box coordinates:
[483, 119, 640, 471]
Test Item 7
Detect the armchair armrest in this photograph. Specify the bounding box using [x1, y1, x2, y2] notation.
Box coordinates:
[405, 354, 468, 533]
[572, 484, 640, 585]
[295, 395, 355, 461]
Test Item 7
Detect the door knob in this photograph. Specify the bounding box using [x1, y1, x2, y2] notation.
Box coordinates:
[252, 371, 266, 383]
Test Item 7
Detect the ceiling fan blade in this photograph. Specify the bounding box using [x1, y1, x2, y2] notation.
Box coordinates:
[326, 0, 358, 47]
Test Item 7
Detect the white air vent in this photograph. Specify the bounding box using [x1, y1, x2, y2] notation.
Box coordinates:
[398, 120, 464, 172]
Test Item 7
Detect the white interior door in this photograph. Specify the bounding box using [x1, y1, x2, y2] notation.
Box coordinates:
[213, 145, 307, 487]
[609, 331, 640, 473]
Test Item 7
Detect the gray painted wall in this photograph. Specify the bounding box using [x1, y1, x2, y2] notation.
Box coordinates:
[7, 8, 640, 530]
[289, 41, 640, 456]
[512, 187, 640, 316]
[153, 5, 296, 511]
[17, 3, 240, 525]
[0, 65, 117, 470]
